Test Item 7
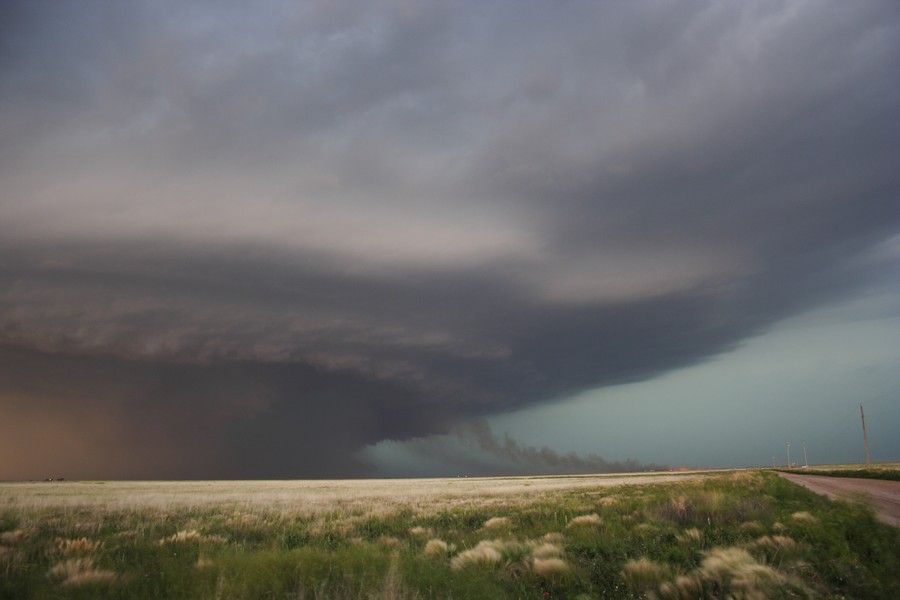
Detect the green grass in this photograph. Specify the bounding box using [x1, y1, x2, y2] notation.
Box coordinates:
[776, 467, 900, 482]
[1, 471, 898, 599]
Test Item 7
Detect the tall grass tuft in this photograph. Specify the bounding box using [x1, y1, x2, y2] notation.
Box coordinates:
[531, 557, 569, 577]
[482, 517, 510, 530]
[55, 537, 103, 556]
[450, 540, 504, 570]
[566, 514, 601, 527]
[423, 539, 449, 557]
[48, 558, 118, 587]
[698, 546, 811, 598]
[620, 557, 672, 595]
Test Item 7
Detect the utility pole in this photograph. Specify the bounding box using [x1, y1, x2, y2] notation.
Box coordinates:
[802, 440, 808, 468]
[772, 456, 776, 469]
[787, 442, 791, 468]
[860, 404, 871, 468]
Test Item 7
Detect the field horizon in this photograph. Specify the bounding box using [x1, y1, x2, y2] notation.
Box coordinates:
[3, 468, 899, 599]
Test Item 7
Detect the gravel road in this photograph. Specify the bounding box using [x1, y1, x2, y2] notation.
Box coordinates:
[778, 472, 900, 526]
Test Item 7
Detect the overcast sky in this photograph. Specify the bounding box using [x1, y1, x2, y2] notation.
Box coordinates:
[1, 0, 898, 479]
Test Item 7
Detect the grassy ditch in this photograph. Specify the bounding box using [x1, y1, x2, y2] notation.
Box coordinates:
[776, 468, 900, 482]
[1, 471, 898, 599]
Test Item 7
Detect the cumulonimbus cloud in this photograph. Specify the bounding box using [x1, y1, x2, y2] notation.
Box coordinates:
[0, 0, 898, 478]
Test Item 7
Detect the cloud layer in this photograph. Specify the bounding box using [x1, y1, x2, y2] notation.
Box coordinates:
[1, 0, 898, 477]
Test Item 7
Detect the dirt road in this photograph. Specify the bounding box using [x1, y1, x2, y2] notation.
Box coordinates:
[778, 472, 900, 526]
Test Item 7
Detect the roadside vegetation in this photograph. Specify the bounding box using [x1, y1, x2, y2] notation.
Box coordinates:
[1, 471, 898, 599]
[777, 465, 900, 482]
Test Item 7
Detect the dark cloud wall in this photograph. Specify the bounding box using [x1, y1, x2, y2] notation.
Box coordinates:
[1, 1, 898, 478]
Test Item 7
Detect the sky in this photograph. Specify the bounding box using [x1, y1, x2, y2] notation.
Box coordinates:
[1, 0, 898, 480]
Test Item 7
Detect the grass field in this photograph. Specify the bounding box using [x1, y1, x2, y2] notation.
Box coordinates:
[1, 470, 898, 599]
[777, 463, 900, 482]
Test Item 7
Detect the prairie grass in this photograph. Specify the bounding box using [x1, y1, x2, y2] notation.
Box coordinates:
[531, 556, 569, 576]
[567, 513, 602, 527]
[0, 470, 898, 598]
[481, 516, 510, 529]
[778, 466, 900, 481]
[47, 557, 118, 587]
[54, 537, 103, 557]
[422, 539, 449, 557]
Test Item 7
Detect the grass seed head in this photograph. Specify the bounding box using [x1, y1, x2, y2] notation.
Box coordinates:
[482, 517, 510, 529]
[450, 540, 504, 570]
[699, 547, 758, 582]
[159, 530, 226, 545]
[739, 521, 763, 534]
[48, 558, 118, 587]
[675, 575, 701, 598]
[423, 539, 448, 557]
[530, 543, 564, 559]
[677, 528, 701, 543]
[0, 529, 27, 545]
[566, 514, 601, 527]
[621, 558, 672, 593]
[531, 557, 569, 577]
[378, 536, 402, 548]
[56, 537, 103, 556]
[791, 511, 817, 524]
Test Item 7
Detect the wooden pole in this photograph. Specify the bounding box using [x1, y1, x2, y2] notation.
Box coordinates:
[860, 404, 871, 468]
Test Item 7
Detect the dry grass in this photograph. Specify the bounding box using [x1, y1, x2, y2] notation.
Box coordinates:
[55, 537, 103, 556]
[0, 529, 27, 545]
[668, 496, 688, 521]
[482, 516, 510, 529]
[530, 542, 564, 559]
[621, 544, 811, 599]
[791, 511, 817, 523]
[566, 513, 601, 527]
[0, 473, 708, 517]
[408, 526, 430, 537]
[450, 540, 505, 570]
[378, 536, 403, 548]
[621, 558, 672, 593]
[675, 527, 701, 543]
[423, 539, 449, 557]
[698, 546, 803, 596]
[158, 529, 226, 545]
[739, 520, 763, 534]
[531, 557, 569, 577]
[48, 558, 118, 586]
[750, 534, 796, 552]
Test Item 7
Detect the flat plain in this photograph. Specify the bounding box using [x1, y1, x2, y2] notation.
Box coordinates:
[2, 470, 899, 599]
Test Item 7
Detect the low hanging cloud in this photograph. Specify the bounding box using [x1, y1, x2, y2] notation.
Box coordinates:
[359, 420, 665, 478]
[1, 0, 899, 478]
[457, 421, 666, 474]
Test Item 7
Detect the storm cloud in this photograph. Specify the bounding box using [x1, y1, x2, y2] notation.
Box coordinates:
[1, 0, 898, 478]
